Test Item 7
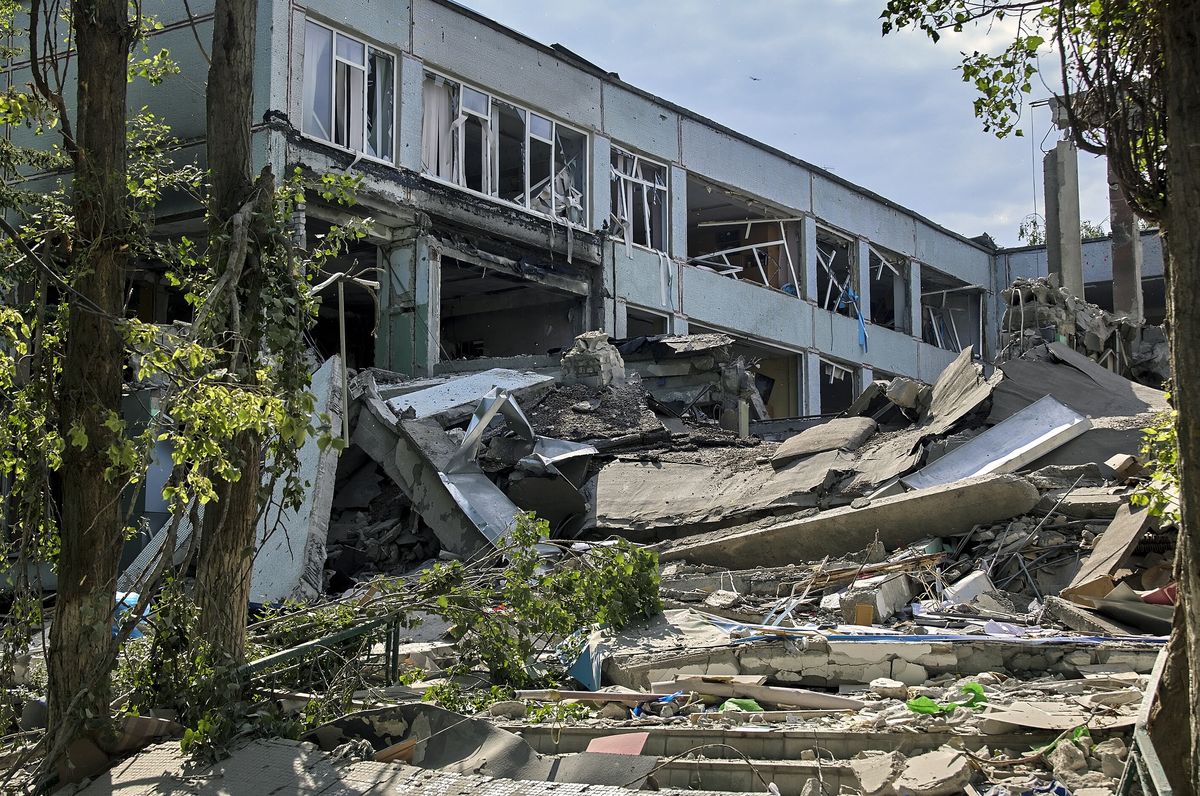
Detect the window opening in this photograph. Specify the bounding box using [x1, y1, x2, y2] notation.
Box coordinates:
[492, 100, 526, 205]
[815, 231, 858, 318]
[819, 357, 857, 414]
[610, 147, 668, 253]
[685, 176, 801, 294]
[421, 73, 588, 225]
[302, 21, 395, 161]
[867, 244, 909, 333]
[921, 267, 984, 354]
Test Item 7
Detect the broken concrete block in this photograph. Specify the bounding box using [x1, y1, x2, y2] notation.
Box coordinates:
[885, 377, 929, 411]
[771, 416, 877, 466]
[869, 678, 909, 701]
[1037, 486, 1127, 518]
[1103, 453, 1141, 480]
[488, 701, 527, 719]
[942, 570, 995, 607]
[660, 475, 1040, 569]
[560, 331, 625, 388]
[1047, 740, 1088, 775]
[892, 747, 972, 796]
[849, 750, 906, 795]
[1092, 737, 1127, 762]
[840, 573, 914, 624]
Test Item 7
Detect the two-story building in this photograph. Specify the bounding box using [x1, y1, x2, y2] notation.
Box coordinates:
[9, 0, 1003, 417]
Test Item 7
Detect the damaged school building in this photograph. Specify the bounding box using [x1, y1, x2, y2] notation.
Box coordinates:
[6, 1, 1183, 795]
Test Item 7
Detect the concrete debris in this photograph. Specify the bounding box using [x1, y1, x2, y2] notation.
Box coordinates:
[560, 330, 626, 388]
[92, 323, 1179, 795]
[772, 416, 877, 466]
[658, 475, 1040, 568]
[1001, 276, 1170, 387]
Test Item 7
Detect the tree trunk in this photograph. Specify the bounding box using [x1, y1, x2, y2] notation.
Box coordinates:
[47, 0, 131, 741]
[1159, 3, 1200, 793]
[195, 0, 260, 662]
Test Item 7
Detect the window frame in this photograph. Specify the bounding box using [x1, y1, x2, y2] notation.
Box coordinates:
[421, 67, 591, 230]
[609, 144, 670, 254]
[301, 18, 397, 166]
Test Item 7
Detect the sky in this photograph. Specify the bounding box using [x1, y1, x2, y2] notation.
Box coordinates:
[454, 0, 1111, 247]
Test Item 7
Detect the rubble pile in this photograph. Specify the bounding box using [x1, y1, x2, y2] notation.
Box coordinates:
[70, 308, 1180, 794]
[1001, 275, 1170, 386]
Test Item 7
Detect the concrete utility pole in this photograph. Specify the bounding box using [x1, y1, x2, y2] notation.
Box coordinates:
[1108, 162, 1144, 321]
[1043, 139, 1085, 298]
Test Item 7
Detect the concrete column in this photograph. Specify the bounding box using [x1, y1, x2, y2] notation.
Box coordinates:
[1043, 139, 1084, 298]
[378, 236, 440, 375]
[802, 215, 818, 303]
[670, 314, 689, 335]
[854, 239, 871, 321]
[860, 366, 874, 394]
[591, 135, 612, 232]
[894, 261, 910, 333]
[803, 351, 822, 416]
[614, 299, 628, 338]
[908, 260, 923, 338]
[1109, 162, 1144, 321]
[668, 165, 689, 262]
[397, 55, 427, 173]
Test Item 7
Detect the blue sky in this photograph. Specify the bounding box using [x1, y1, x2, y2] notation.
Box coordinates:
[454, 0, 1111, 246]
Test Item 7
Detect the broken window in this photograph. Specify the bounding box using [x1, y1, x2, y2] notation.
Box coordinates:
[421, 72, 588, 225]
[610, 147, 668, 252]
[460, 86, 489, 193]
[685, 176, 801, 293]
[815, 229, 858, 318]
[302, 21, 395, 161]
[492, 100, 526, 205]
[867, 244, 910, 333]
[921, 267, 984, 353]
[819, 357, 858, 414]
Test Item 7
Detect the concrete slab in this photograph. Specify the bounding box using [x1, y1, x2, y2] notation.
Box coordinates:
[384, 368, 554, 425]
[251, 356, 343, 603]
[772, 417, 877, 466]
[354, 396, 510, 557]
[588, 450, 850, 540]
[659, 475, 1040, 569]
[903, 395, 1091, 490]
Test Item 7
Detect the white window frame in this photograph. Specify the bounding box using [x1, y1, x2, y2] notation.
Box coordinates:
[421, 67, 590, 230]
[610, 145, 669, 254]
[302, 19, 397, 165]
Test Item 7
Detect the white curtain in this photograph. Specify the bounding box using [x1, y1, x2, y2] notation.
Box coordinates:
[422, 78, 455, 180]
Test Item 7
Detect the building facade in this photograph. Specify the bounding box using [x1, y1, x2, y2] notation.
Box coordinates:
[9, 0, 1004, 417]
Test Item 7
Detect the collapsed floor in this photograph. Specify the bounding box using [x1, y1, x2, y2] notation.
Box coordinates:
[27, 317, 1178, 795]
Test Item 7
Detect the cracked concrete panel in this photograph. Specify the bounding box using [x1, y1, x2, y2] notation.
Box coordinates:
[659, 475, 1040, 569]
[587, 449, 849, 541]
[251, 356, 344, 604]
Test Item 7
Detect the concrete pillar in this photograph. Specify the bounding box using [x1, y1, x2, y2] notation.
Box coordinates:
[854, 238, 871, 320]
[377, 237, 440, 375]
[591, 135, 612, 232]
[908, 260, 923, 339]
[1043, 139, 1084, 298]
[1108, 162, 1144, 321]
[860, 366, 874, 392]
[668, 165, 689, 262]
[397, 55, 427, 173]
[802, 215, 818, 303]
[614, 299, 629, 338]
[803, 351, 822, 416]
[670, 314, 689, 335]
[894, 261, 910, 333]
